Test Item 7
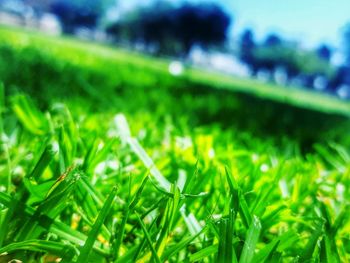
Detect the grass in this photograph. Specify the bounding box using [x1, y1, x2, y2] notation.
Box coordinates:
[1, 24, 350, 150]
[1, 25, 350, 116]
[0, 26, 349, 262]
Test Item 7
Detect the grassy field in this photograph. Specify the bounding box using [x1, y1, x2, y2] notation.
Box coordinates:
[1, 26, 350, 116]
[0, 26, 349, 262]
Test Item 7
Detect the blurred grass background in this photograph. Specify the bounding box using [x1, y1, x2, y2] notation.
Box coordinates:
[1, 26, 350, 151]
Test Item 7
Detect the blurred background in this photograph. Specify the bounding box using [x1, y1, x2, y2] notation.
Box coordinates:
[1, 0, 350, 99]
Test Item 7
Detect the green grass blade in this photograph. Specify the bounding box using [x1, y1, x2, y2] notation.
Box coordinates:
[225, 167, 252, 228]
[112, 176, 148, 262]
[320, 234, 341, 263]
[252, 240, 280, 263]
[217, 211, 238, 263]
[239, 215, 262, 263]
[29, 144, 55, 181]
[161, 227, 206, 260]
[299, 220, 324, 262]
[330, 204, 350, 236]
[135, 212, 161, 263]
[128, 138, 171, 192]
[0, 239, 77, 260]
[75, 186, 117, 263]
[155, 184, 181, 257]
[190, 244, 218, 262]
[11, 94, 49, 135]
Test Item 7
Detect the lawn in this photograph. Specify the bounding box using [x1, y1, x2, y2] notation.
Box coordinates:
[0, 26, 349, 262]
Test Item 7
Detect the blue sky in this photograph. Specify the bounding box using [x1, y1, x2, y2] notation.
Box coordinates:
[117, 0, 350, 49]
[219, 0, 350, 49]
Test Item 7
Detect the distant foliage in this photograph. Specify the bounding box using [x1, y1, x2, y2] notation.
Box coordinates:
[264, 33, 282, 47]
[106, 2, 231, 56]
[329, 66, 350, 90]
[343, 23, 350, 66]
[50, 0, 103, 33]
[239, 31, 335, 88]
[239, 29, 256, 67]
[316, 44, 332, 62]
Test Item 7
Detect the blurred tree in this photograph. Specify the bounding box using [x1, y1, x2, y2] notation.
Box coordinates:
[264, 33, 282, 47]
[24, 0, 52, 14]
[343, 23, 350, 65]
[239, 29, 257, 74]
[241, 32, 295, 79]
[329, 65, 350, 91]
[174, 3, 231, 54]
[316, 44, 332, 62]
[326, 23, 350, 91]
[295, 50, 334, 88]
[238, 29, 334, 86]
[50, 0, 112, 33]
[249, 42, 334, 86]
[253, 33, 284, 78]
[106, 2, 231, 56]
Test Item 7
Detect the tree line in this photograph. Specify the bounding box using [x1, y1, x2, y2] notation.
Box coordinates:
[45, 0, 350, 95]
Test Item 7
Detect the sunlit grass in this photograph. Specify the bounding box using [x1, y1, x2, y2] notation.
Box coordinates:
[0, 26, 349, 262]
[0, 93, 349, 262]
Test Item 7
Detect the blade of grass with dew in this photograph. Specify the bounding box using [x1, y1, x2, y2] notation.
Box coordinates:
[239, 215, 262, 263]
